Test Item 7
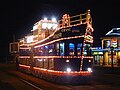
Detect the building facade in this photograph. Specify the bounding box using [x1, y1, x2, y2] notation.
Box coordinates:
[92, 28, 120, 67]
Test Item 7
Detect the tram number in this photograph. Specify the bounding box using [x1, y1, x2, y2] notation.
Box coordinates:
[61, 28, 71, 32]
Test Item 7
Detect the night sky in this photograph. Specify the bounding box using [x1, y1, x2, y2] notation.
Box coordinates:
[0, 0, 120, 59]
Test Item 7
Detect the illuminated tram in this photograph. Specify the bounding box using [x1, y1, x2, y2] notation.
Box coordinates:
[19, 10, 94, 84]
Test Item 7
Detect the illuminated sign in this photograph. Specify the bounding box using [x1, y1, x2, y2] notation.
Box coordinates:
[112, 39, 117, 48]
[93, 52, 103, 55]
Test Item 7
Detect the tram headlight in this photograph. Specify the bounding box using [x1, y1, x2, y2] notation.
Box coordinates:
[67, 68, 71, 72]
[87, 68, 92, 72]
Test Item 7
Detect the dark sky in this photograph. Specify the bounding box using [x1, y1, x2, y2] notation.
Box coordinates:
[0, 0, 120, 58]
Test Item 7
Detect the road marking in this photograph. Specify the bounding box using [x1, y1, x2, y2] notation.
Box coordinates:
[20, 79, 42, 90]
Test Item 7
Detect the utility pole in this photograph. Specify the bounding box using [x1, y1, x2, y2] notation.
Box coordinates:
[111, 47, 114, 68]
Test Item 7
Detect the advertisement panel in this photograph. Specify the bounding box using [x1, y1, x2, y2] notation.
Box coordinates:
[44, 59, 48, 69]
[49, 59, 54, 69]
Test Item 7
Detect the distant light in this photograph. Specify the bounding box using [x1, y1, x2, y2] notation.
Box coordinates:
[87, 68, 92, 72]
[44, 17, 47, 21]
[52, 18, 56, 22]
[67, 68, 71, 72]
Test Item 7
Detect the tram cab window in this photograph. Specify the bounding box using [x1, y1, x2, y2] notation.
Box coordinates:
[84, 44, 91, 56]
[55, 43, 59, 55]
[77, 43, 82, 55]
[60, 43, 65, 56]
[69, 43, 75, 55]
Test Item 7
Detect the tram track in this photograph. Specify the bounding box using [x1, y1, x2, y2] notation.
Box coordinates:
[20, 79, 42, 90]
[5, 70, 43, 90]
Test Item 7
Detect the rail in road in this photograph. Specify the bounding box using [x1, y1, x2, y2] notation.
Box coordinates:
[20, 79, 42, 90]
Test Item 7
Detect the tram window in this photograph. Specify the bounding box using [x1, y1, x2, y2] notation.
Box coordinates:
[56, 43, 59, 55]
[40, 47, 44, 55]
[69, 43, 75, 55]
[38, 47, 42, 55]
[84, 44, 91, 56]
[77, 43, 82, 55]
[49, 44, 54, 55]
[45, 45, 49, 55]
[60, 43, 65, 56]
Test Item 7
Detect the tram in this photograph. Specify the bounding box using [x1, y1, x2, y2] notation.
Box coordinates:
[18, 10, 94, 84]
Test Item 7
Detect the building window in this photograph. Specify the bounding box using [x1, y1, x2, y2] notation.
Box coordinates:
[103, 40, 111, 49]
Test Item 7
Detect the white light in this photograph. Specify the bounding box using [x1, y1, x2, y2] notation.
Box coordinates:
[89, 60, 91, 62]
[52, 24, 58, 29]
[27, 36, 33, 43]
[87, 68, 92, 72]
[38, 59, 42, 62]
[66, 60, 69, 62]
[67, 68, 71, 72]
[52, 18, 56, 22]
[47, 23, 52, 29]
[44, 17, 47, 21]
[42, 23, 47, 29]
[33, 25, 38, 30]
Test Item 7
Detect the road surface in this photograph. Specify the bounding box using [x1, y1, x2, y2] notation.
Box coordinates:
[0, 63, 120, 90]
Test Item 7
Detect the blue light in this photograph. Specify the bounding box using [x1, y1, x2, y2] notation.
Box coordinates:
[69, 43, 74, 48]
[45, 46, 48, 49]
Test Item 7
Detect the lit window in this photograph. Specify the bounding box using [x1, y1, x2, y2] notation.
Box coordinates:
[69, 43, 75, 55]
[60, 43, 65, 56]
[77, 43, 82, 55]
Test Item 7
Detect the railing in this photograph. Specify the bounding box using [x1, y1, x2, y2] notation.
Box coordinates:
[58, 10, 92, 28]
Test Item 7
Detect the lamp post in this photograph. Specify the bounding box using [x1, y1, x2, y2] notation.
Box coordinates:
[111, 47, 114, 68]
